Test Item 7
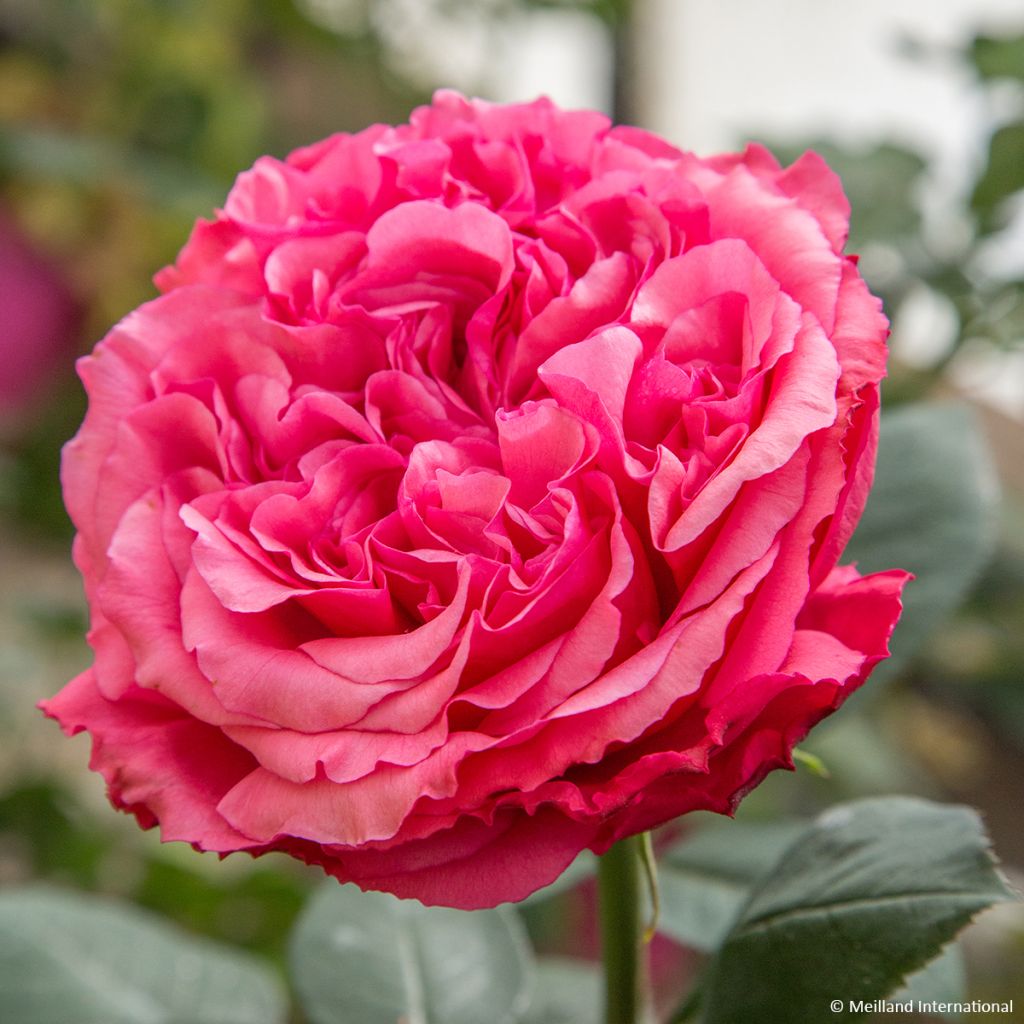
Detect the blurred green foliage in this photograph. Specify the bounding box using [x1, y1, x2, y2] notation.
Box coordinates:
[0, 0, 427, 324]
[0, 780, 310, 963]
[0, 885, 289, 1023]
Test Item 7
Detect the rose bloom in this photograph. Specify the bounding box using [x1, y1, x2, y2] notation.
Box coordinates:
[43, 92, 909, 908]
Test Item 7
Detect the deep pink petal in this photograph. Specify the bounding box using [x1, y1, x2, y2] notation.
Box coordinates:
[39, 672, 257, 852]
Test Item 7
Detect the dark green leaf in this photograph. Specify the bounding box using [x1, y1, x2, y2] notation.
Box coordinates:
[699, 797, 1014, 1024]
[969, 33, 1024, 83]
[133, 859, 308, 957]
[658, 821, 805, 951]
[523, 958, 602, 1024]
[289, 882, 534, 1024]
[971, 121, 1024, 230]
[0, 783, 107, 887]
[845, 402, 999, 684]
[0, 885, 286, 1024]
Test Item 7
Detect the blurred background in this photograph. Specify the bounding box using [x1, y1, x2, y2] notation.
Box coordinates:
[0, 2, 1021, 1021]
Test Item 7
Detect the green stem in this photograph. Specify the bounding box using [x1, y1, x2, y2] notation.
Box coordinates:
[599, 834, 650, 1024]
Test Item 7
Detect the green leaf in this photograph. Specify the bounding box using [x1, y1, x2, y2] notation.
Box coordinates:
[133, 859, 308, 958]
[791, 748, 830, 778]
[845, 402, 999, 684]
[0, 885, 286, 1024]
[289, 882, 534, 1024]
[0, 124, 224, 212]
[963, 282, 1024, 350]
[522, 958, 602, 1024]
[969, 33, 1024, 83]
[763, 140, 926, 251]
[698, 797, 1014, 1024]
[0, 783, 108, 888]
[971, 121, 1024, 230]
[658, 821, 805, 951]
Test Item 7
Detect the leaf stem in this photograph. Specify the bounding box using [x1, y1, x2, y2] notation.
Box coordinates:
[598, 834, 650, 1024]
[639, 831, 661, 943]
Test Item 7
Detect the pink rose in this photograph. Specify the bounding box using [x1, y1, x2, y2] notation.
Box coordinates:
[42, 92, 909, 908]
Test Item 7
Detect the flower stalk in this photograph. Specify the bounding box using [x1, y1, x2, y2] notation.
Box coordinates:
[599, 834, 650, 1024]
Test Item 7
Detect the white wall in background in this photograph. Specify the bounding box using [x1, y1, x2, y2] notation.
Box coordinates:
[637, 0, 1024, 158]
[490, 8, 614, 114]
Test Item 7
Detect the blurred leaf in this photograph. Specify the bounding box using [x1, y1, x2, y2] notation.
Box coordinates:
[289, 881, 534, 1024]
[965, 284, 1024, 350]
[0, 885, 287, 1024]
[766, 140, 926, 250]
[698, 797, 1014, 1024]
[845, 402, 999, 684]
[834, 143, 927, 250]
[791, 748, 830, 778]
[798, 712, 935, 799]
[0, 374, 84, 540]
[891, 942, 968, 1019]
[523, 957, 602, 1024]
[134, 859, 308, 958]
[971, 121, 1024, 232]
[658, 821, 805, 952]
[968, 33, 1024, 83]
[0, 124, 224, 212]
[0, 0, 105, 66]
[0, 782, 107, 886]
